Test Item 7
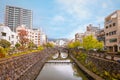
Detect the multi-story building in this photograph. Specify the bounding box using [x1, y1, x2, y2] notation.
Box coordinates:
[87, 24, 100, 32]
[75, 33, 84, 42]
[5, 5, 32, 32]
[32, 28, 41, 46]
[84, 24, 100, 38]
[97, 29, 105, 44]
[16, 25, 47, 46]
[0, 26, 18, 47]
[40, 33, 47, 45]
[104, 10, 120, 52]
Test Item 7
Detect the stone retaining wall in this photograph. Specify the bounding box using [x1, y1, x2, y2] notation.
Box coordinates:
[0, 48, 57, 80]
[70, 54, 104, 80]
[87, 55, 120, 74]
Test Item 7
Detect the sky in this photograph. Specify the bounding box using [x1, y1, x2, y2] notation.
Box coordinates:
[0, 0, 120, 39]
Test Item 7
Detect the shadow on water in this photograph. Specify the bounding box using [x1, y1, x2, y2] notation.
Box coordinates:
[36, 52, 89, 80]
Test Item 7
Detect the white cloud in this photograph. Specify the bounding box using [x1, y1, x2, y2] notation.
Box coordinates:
[66, 23, 90, 39]
[51, 15, 65, 25]
[56, 0, 93, 19]
[102, 3, 108, 9]
[95, 16, 105, 24]
[53, 15, 65, 22]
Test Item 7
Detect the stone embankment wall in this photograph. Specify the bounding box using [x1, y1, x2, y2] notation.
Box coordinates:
[0, 48, 57, 80]
[87, 55, 120, 74]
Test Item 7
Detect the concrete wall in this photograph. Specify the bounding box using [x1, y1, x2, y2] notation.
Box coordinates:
[0, 48, 57, 80]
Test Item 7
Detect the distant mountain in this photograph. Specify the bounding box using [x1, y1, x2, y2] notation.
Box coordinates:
[48, 38, 57, 42]
[48, 38, 69, 42]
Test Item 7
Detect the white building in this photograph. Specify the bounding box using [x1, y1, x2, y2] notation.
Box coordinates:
[0, 26, 18, 47]
[40, 34, 47, 45]
[55, 39, 66, 47]
[32, 28, 41, 46]
[16, 25, 47, 46]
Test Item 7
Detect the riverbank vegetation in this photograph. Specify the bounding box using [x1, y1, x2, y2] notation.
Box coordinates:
[0, 40, 54, 59]
[67, 35, 119, 80]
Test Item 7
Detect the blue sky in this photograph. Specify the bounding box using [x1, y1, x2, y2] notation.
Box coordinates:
[0, 0, 120, 39]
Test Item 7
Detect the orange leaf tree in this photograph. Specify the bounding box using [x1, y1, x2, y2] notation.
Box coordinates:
[18, 29, 29, 46]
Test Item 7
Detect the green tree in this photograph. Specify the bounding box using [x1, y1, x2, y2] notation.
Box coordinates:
[0, 39, 11, 48]
[67, 41, 82, 48]
[44, 42, 54, 48]
[15, 43, 21, 49]
[0, 46, 6, 58]
[83, 35, 103, 50]
[67, 42, 74, 48]
[38, 46, 44, 50]
[28, 41, 36, 49]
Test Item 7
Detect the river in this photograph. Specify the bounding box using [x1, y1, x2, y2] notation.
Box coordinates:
[36, 52, 89, 80]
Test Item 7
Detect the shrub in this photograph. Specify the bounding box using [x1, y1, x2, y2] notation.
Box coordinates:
[15, 43, 21, 48]
[38, 46, 44, 51]
[0, 39, 11, 48]
[0, 46, 6, 58]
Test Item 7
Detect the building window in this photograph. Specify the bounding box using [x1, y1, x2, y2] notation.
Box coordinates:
[109, 32, 112, 36]
[109, 38, 117, 43]
[1, 32, 6, 36]
[106, 26, 108, 29]
[113, 23, 116, 26]
[113, 31, 116, 35]
[9, 36, 10, 40]
[106, 33, 108, 36]
[109, 24, 112, 27]
[11, 41, 14, 44]
[11, 35, 14, 38]
[16, 36, 18, 39]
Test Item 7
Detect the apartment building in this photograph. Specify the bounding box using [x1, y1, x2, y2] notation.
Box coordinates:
[5, 5, 32, 32]
[104, 10, 120, 52]
[84, 24, 100, 38]
[16, 25, 47, 46]
[0, 26, 18, 47]
[40, 33, 47, 45]
[32, 28, 41, 46]
[97, 29, 105, 44]
[75, 33, 84, 42]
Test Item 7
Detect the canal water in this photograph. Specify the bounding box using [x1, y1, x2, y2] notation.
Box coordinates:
[36, 53, 88, 80]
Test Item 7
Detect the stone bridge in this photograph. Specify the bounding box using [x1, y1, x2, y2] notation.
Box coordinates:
[55, 47, 70, 59]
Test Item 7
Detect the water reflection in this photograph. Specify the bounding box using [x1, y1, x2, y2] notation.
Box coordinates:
[36, 53, 88, 80]
[52, 52, 68, 59]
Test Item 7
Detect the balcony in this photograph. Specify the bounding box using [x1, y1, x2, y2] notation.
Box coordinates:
[105, 20, 112, 25]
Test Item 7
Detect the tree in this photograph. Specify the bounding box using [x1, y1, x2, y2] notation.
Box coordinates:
[0, 46, 6, 58]
[67, 41, 82, 48]
[67, 42, 74, 48]
[0, 39, 11, 48]
[83, 35, 103, 50]
[28, 41, 37, 49]
[44, 42, 54, 48]
[38, 46, 44, 50]
[15, 43, 21, 49]
[18, 29, 29, 46]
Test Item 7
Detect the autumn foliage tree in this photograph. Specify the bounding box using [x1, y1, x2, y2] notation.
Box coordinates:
[18, 29, 29, 47]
